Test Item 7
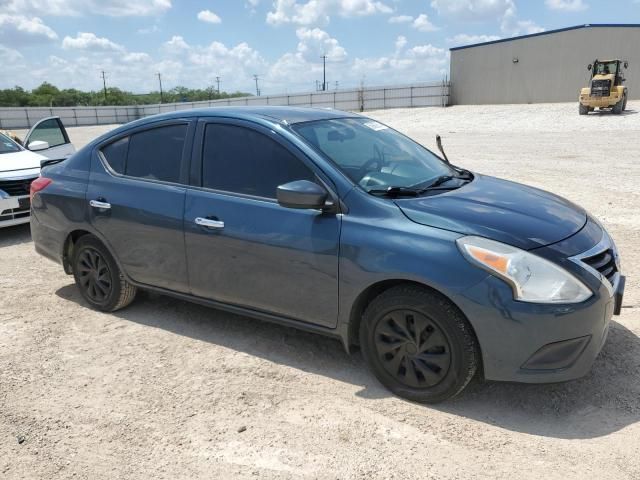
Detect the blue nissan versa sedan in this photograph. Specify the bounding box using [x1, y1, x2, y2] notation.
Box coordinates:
[30, 107, 625, 403]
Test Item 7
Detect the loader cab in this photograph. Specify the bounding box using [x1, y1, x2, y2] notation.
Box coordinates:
[589, 59, 627, 86]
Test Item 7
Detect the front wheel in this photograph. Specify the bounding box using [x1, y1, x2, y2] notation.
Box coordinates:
[579, 103, 589, 115]
[613, 96, 624, 114]
[72, 235, 137, 312]
[359, 285, 479, 403]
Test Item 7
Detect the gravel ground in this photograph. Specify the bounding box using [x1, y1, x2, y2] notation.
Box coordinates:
[2, 102, 640, 479]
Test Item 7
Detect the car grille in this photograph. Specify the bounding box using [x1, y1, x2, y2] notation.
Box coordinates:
[581, 248, 617, 287]
[590, 79, 611, 97]
[0, 177, 36, 197]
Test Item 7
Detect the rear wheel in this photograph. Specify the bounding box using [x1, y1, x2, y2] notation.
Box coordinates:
[622, 91, 628, 111]
[72, 235, 137, 312]
[579, 103, 589, 115]
[359, 285, 479, 403]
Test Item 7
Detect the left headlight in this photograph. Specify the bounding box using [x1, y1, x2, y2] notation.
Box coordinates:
[456, 236, 592, 304]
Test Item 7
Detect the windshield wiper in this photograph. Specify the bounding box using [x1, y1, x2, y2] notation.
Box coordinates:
[367, 186, 421, 197]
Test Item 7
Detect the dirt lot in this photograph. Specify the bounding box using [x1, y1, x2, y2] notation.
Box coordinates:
[2, 102, 640, 479]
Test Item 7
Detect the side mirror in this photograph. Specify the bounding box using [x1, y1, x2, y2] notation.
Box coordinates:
[277, 180, 328, 210]
[28, 140, 50, 151]
[587, 64, 592, 71]
[624, 61, 629, 69]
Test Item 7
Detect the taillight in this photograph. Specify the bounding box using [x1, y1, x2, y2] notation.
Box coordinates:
[30, 177, 52, 201]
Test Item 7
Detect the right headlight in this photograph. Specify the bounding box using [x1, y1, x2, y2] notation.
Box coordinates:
[456, 236, 592, 304]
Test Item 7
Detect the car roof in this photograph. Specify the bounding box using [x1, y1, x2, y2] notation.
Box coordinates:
[143, 106, 358, 126]
[89, 106, 361, 149]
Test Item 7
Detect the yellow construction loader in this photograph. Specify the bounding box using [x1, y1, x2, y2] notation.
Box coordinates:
[579, 59, 628, 115]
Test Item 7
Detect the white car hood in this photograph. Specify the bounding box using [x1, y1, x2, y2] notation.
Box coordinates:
[0, 150, 44, 179]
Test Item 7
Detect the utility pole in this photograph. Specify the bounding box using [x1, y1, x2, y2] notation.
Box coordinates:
[100, 70, 107, 102]
[253, 74, 260, 96]
[156, 72, 164, 103]
[215, 76, 220, 95]
[320, 55, 327, 91]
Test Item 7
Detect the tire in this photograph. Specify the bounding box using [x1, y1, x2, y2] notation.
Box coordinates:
[579, 103, 589, 115]
[613, 96, 624, 114]
[359, 285, 479, 403]
[622, 92, 628, 111]
[72, 235, 137, 312]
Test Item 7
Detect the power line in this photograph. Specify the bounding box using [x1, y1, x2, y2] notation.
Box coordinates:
[253, 74, 260, 96]
[100, 70, 107, 102]
[156, 72, 164, 103]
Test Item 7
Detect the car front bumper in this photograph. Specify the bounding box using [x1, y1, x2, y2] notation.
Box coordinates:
[454, 271, 622, 383]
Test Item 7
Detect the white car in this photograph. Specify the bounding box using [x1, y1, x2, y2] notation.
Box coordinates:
[1, 117, 75, 227]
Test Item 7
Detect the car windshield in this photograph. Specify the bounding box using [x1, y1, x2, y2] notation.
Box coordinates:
[292, 117, 455, 192]
[0, 132, 22, 155]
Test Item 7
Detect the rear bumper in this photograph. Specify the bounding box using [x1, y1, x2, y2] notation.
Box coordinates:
[30, 207, 65, 265]
[454, 273, 621, 383]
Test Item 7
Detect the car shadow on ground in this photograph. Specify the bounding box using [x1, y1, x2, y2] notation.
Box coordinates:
[56, 284, 640, 440]
[0, 223, 31, 248]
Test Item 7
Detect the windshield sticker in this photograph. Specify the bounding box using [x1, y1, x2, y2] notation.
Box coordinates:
[363, 121, 389, 131]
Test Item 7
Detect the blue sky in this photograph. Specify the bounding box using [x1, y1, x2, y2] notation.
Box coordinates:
[0, 0, 638, 94]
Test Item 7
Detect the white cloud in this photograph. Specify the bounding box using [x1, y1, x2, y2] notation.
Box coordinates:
[123, 52, 152, 63]
[412, 13, 438, 32]
[388, 15, 412, 23]
[352, 41, 448, 86]
[447, 33, 501, 45]
[268, 27, 347, 90]
[0, 14, 58, 45]
[163, 35, 190, 53]
[62, 32, 124, 51]
[197, 9, 222, 24]
[545, 0, 588, 11]
[394, 35, 407, 52]
[137, 25, 160, 34]
[0, 44, 24, 62]
[295, 27, 347, 61]
[1, 0, 171, 16]
[429, 0, 542, 37]
[430, 0, 513, 21]
[266, 0, 392, 26]
[500, 5, 544, 36]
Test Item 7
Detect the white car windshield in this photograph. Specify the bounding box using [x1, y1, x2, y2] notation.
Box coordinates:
[0, 133, 22, 155]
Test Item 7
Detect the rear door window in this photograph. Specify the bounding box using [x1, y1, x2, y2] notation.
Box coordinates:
[100, 124, 188, 184]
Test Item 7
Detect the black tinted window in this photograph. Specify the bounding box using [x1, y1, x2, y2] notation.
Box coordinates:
[126, 125, 187, 183]
[202, 124, 313, 198]
[101, 136, 128, 174]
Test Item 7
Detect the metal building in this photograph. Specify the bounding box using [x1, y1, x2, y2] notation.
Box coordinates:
[449, 24, 640, 105]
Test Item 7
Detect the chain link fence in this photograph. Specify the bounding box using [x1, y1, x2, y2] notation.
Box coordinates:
[0, 81, 450, 130]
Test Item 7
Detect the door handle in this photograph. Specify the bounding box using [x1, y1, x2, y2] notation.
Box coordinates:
[90, 199, 111, 209]
[195, 217, 224, 229]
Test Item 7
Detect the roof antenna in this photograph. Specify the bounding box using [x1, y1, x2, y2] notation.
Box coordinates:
[436, 135, 450, 164]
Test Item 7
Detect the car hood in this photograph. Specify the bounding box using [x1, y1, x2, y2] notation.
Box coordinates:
[395, 174, 587, 250]
[0, 150, 44, 177]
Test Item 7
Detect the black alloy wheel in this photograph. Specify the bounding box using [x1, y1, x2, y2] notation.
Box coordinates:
[72, 235, 137, 312]
[76, 247, 113, 303]
[373, 309, 451, 388]
[360, 285, 479, 403]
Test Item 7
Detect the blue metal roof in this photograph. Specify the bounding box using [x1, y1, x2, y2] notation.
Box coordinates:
[450, 24, 640, 51]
